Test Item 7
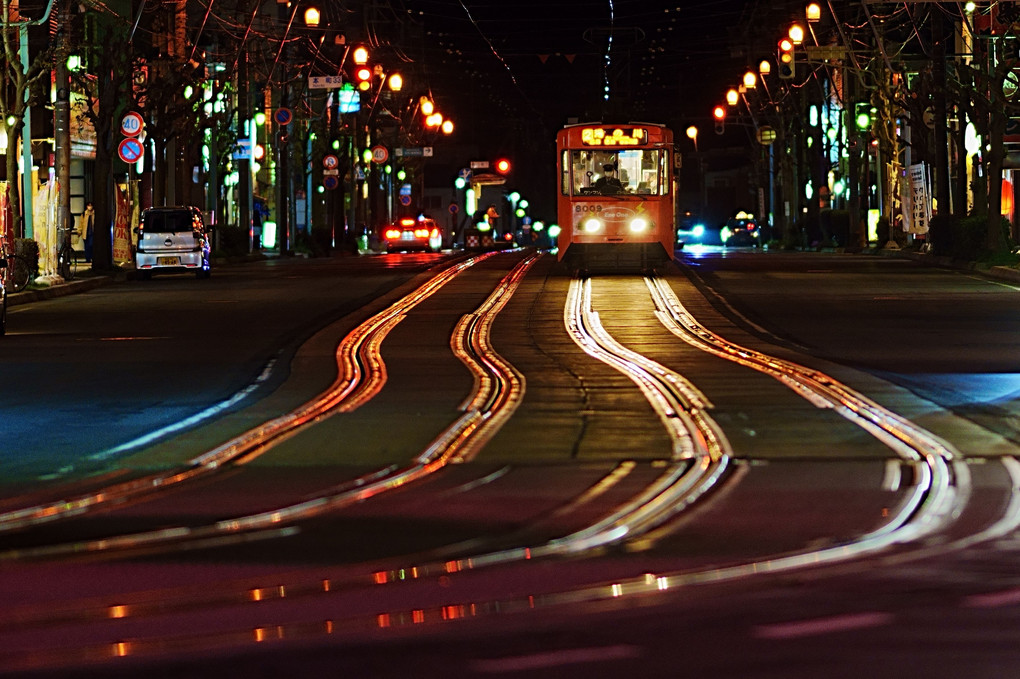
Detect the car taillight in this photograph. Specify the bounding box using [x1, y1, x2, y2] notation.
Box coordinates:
[385, 229, 401, 239]
[414, 228, 430, 238]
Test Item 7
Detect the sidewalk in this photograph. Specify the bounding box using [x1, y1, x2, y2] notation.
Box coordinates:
[7, 270, 114, 307]
[873, 244, 1020, 285]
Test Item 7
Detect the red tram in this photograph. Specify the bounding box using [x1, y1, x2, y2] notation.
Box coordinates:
[556, 122, 675, 270]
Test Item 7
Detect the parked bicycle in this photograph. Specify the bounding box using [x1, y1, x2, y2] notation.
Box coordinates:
[56, 226, 79, 281]
[0, 239, 34, 293]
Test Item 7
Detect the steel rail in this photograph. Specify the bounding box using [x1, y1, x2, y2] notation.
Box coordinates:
[0, 253, 498, 535]
[0, 253, 535, 561]
[645, 275, 964, 550]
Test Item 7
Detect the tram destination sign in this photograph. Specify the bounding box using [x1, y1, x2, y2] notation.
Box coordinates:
[580, 127, 647, 146]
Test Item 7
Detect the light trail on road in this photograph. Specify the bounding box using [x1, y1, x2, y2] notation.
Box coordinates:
[0, 253, 498, 537]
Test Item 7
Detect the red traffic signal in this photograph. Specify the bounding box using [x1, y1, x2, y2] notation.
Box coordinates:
[495, 158, 511, 174]
[777, 38, 795, 79]
[712, 106, 726, 135]
[355, 65, 373, 90]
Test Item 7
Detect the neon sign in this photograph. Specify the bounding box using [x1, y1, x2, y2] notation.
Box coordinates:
[580, 127, 647, 146]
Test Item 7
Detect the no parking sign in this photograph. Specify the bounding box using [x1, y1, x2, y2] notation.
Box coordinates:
[118, 137, 143, 163]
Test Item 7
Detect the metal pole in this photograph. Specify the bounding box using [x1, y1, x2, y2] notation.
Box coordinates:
[54, 0, 72, 268]
[19, 26, 33, 239]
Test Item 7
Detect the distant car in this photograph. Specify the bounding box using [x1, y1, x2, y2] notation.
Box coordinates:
[384, 217, 442, 252]
[721, 215, 761, 246]
[677, 215, 724, 246]
[134, 206, 211, 278]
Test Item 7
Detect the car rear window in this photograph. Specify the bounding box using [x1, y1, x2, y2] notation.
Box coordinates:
[144, 211, 196, 233]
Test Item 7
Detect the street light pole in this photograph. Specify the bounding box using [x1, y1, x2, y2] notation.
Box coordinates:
[53, 0, 72, 272]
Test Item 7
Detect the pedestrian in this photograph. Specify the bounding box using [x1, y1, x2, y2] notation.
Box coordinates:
[81, 202, 94, 262]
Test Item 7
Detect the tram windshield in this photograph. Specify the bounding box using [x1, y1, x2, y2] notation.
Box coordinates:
[562, 148, 668, 196]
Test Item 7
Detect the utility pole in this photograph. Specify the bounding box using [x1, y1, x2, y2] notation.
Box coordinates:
[53, 0, 72, 266]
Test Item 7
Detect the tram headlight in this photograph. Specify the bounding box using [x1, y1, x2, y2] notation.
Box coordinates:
[583, 218, 603, 233]
[629, 217, 649, 233]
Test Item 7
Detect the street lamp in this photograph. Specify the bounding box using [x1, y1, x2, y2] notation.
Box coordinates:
[788, 24, 805, 45]
[686, 125, 698, 152]
[743, 71, 757, 89]
[806, 3, 821, 22]
[303, 6, 320, 27]
[726, 88, 739, 106]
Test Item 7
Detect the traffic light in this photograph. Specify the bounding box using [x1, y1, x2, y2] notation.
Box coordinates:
[854, 102, 872, 130]
[354, 65, 373, 91]
[713, 106, 726, 135]
[777, 38, 795, 79]
[495, 158, 512, 174]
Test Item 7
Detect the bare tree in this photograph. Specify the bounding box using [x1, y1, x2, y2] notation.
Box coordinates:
[0, 0, 53, 237]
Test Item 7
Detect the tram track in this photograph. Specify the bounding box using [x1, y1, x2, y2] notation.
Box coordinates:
[3, 262, 1018, 675]
[0, 253, 500, 538]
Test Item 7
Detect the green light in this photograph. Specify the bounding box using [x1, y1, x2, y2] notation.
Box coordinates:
[548, 224, 561, 238]
[519, 199, 529, 209]
[362, 148, 372, 163]
[454, 177, 466, 190]
[67, 55, 83, 71]
[384, 164, 392, 175]
[397, 169, 406, 181]
[854, 102, 871, 131]
[332, 139, 340, 150]
[516, 208, 525, 218]
[532, 221, 544, 232]
[508, 191, 520, 202]
[255, 112, 266, 126]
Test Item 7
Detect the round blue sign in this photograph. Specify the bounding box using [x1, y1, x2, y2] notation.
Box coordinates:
[323, 175, 339, 190]
[274, 108, 293, 126]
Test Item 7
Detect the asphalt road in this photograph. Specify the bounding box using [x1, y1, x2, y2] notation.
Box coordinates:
[2, 248, 1020, 678]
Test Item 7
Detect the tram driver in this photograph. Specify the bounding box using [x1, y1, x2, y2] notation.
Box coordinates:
[593, 163, 625, 194]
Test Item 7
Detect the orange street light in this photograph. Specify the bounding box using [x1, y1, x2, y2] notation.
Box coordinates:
[759, 59, 772, 76]
[788, 24, 805, 45]
[743, 71, 757, 89]
[303, 6, 320, 27]
[806, 3, 821, 22]
[353, 46, 369, 64]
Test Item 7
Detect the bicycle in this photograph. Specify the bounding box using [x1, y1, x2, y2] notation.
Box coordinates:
[56, 227, 79, 281]
[0, 237, 34, 293]
[5, 252, 34, 292]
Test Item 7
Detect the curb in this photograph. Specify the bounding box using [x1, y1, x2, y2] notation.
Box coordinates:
[7, 275, 112, 307]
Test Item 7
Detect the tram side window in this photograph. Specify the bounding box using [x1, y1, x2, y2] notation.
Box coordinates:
[561, 150, 572, 195]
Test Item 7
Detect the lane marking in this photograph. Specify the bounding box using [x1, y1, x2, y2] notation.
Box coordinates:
[471, 645, 643, 672]
[752, 611, 894, 640]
